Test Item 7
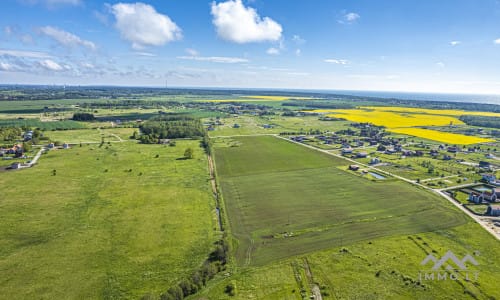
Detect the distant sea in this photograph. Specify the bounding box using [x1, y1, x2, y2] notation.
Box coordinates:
[312, 90, 500, 105]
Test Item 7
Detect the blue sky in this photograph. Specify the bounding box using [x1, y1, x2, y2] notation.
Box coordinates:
[1, 0, 500, 94]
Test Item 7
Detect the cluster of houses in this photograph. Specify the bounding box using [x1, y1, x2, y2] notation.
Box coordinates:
[468, 187, 499, 203]
[482, 174, 500, 186]
[0, 144, 24, 158]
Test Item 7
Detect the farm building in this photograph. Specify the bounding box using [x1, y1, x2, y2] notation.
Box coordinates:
[487, 205, 500, 216]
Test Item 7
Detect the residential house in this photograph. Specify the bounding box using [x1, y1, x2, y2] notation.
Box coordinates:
[487, 205, 500, 216]
[479, 161, 491, 169]
[469, 189, 498, 203]
[370, 157, 380, 165]
[482, 174, 496, 183]
[447, 146, 459, 153]
[342, 148, 353, 155]
[469, 192, 483, 203]
[356, 152, 367, 158]
[10, 162, 21, 169]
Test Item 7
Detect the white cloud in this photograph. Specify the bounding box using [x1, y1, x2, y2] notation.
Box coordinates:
[186, 48, 199, 56]
[450, 41, 461, 46]
[436, 62, 445, 68]
[81, 62, 95, 69]
[0, 49, 52, 58]
[324, 58, 349, 65]
[110, 2, 182, 49]
[338, 12, 360, 24]
[494, 38, 500, 44]
[38, 59, 63, 71]
[4, 26, 13, 36]
[295, 49, 301, 56]
[134, 52, 157, 57]
[0, 62, 14, 71]
[266, 47, 279, 55]
[211, 0, 282, 43]
[292, 35, 305, 44]
[38, 26, 96, 51]
[178, 55, 249, 63]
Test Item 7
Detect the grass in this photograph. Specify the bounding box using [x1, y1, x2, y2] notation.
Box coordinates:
[45, 128, 135, 143]
[214, 136, 467, 266]
[0, 140, 217, 299]
[200, 222, 500, 299]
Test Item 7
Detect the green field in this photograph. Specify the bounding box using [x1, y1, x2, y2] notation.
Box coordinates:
[0, 140, 216, 299]
[200, 222, 500, 299]
[214, 136, 467, 266]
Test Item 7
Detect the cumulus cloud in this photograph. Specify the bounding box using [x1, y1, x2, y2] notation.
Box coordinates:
[494, 38, 500, 44]
[38, 26, 96, 50]
[324, 58, 349, 65]
[211, 0, 282, 43]
[450, 41, 461, 46]
[338, 12, 360, 24]
[110, 2, 182, 49]
[0, 62, 14, 71]
[38, 59, 64, 71]
[178, 55, 248, 63]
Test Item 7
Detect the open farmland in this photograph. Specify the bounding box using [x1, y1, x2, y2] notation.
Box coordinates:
[0, 141, 216, 299]
[214, 136, 467, 266]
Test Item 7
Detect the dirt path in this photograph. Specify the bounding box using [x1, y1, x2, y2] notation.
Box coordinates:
[207, 153, 223, 232]
[303, 258, 322, 300]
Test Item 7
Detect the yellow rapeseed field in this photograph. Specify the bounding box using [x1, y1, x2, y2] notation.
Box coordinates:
[325, 109, 464, 127]
[388, 128, 494, 145]
[311, 107, 496, 145]
[362, 106, 500, 118]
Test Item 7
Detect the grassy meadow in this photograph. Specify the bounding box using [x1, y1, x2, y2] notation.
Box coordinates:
[213, 136, 467, 267]
[0, 139, 217, 299]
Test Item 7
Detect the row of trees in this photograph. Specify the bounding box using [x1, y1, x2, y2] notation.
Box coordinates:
[157, 239, 229, 300]
[460, 115, 500, 129]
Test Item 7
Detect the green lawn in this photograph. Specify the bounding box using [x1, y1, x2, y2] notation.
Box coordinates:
[214, 136, 467, 266]
[0, 140, 216, 299]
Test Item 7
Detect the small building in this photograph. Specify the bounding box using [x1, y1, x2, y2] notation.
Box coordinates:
[482, 174, 496, 183]
[10, 162, 21, 169]
[158, 139, 170, 145]
[233, 123, 240, 128]
[63, 143, 70, 149]
[342, 148, 353, 155]
[48, 143, 55, 149]
[356, 152, 368, 158]
[443, 155, 452, 161]
[349, 164, 360, 171]
[370, 157, 380, 165]
[487, 205, 500, 216]
[447, 146, 459, 153]
[483, 190, 497, 202]
[479, 161, 491, 169]
[469, 192, 483, 203]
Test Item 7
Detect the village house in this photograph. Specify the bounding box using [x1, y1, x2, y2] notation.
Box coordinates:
[447, 146, 459, 153]
[482, 174, 496, 183]
[479, 161, 491, 169]
[487, 205, 500, 216]
[370, 157, 380, 165]
[356, 152, 368, 158]
[469, 188, 498, 203]
[342, 148, 353, 155]
[10, 162, 21, 169]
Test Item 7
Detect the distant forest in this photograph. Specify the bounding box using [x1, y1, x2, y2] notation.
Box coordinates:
[460, 115, 500, 129]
